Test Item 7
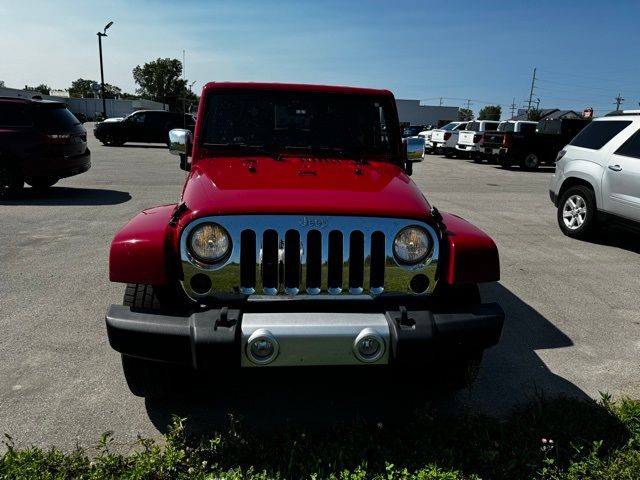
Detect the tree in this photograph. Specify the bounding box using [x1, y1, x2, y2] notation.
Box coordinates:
[68, 78, 121, 99]
[25, 84, 51, 95]
[527, 108, 543, 121]
[132, 58, 190, 112]
[458, 108, 473, 121]
[478, 105, 502, 121]
[0, 80, 5, 88]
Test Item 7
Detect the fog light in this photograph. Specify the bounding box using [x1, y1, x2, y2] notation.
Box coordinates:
[246, 329, 279, 365]
[353, 328, 385, 363]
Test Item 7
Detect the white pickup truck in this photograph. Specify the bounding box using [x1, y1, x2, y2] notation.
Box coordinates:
[456, 120, 500, 160]
[430, 122, 468, 157]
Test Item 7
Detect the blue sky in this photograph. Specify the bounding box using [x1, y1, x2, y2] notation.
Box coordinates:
[1, 1, 639, 116]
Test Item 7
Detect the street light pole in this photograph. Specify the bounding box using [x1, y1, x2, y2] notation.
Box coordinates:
[97, 21, 113, 119]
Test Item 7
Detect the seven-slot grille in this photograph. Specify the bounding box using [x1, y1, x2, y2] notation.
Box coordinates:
[180, 215, 440, 298]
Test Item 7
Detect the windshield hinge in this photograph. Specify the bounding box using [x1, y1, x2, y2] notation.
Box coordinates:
[169, 201, 188, 227]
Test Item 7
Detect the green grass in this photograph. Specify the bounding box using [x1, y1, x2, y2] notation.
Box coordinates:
[3, 394, 640, 479]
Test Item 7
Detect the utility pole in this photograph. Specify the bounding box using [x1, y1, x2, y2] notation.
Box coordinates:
[465, 99, 472, 110]
[510, 97, 517, 118]
[439, 97, 443, 107]
[527, 67, 537, 112]
[614, 93, 624, 111]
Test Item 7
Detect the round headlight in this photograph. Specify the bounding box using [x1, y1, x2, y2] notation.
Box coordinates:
[188, 223, 231, 263]
[393, 227, 431, 264]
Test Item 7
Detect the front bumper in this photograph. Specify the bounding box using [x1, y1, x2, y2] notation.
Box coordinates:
[106, 298, 504, 369]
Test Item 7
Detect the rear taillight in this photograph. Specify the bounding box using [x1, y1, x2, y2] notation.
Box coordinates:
[555, 149, 566, 162]
[502, 135, 510, 148]
[473, 134, 482, 143]
[45, 134, 72, 145]
[444, 132, 451, 140]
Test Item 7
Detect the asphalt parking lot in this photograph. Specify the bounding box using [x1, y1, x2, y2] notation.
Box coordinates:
[1, 126, 639, 452]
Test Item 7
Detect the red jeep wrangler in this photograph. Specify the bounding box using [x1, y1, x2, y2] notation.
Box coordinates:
[106, 83, 504, 398]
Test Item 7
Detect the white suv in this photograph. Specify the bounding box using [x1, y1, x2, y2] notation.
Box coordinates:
[549, 111, 640, 238]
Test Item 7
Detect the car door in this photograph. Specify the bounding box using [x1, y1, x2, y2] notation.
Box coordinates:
[602, 127, 640, 222]
[126, 112, 147, 142]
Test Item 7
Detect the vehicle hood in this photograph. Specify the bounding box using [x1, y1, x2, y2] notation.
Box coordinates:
[179, 156, 433, 222]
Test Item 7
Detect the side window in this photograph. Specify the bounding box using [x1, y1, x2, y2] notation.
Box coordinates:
[570, 121, 632, 150]
[614, 129, 640, 159]
[132, 113, 146, 124]
[522, 124, 537, 134]
[0, 104, 32, 127]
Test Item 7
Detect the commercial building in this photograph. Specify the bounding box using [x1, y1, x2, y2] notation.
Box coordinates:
[0, 86, 165, 120]
[395, 99, 459, 128]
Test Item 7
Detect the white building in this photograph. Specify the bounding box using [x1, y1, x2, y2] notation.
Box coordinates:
[395, 99, 459, 127]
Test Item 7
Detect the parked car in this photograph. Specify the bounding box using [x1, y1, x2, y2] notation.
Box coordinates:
[418, 128, 434, 153]
[0, 97, 91, 198]
[456, 120, 500, 161]
[481, 121, 538, 165]
[495, 118, 590, 170]
[430, 122, 468, 157]
[105, 82, 504, 398]
[93, 110, 196, 146]
[550, 110, 640, 238]
[402, 125, 427, 138]
[72, 112, 87, 123]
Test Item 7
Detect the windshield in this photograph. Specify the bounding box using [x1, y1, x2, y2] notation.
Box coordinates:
[440, 123, 458, 131]
[498, 122, 515, 132]
[201, 90, 395, 153]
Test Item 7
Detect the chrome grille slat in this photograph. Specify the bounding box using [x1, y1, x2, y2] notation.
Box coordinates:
[180, 215, 440, 299]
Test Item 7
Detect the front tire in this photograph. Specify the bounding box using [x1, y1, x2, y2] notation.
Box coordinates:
[120, 284, 195, 398]
[557, 185, 597, 239]
[520, 153, 540, 170]
[0, 162, 23, 199]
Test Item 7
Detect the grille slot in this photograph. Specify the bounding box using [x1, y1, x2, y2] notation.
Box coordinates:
[348, 231, 364, 293]
[327, 230, 343, 293]
[284, 230, 301, 293]
[262, 230, 279, 293]
[370, 231, 385, 292]
[306, 230, 322, 293]
[240, 230, 256, 293]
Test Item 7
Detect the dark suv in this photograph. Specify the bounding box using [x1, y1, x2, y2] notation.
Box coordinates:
[0, 97, 91, 198]
[93, 110, 196, 146]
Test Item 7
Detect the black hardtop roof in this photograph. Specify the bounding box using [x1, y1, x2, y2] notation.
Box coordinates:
[0, 96, 66, 107]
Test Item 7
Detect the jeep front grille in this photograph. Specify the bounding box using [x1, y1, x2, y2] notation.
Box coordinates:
[180, 215, 439, 298]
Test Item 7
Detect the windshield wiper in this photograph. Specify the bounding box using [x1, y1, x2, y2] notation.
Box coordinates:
[201, 142, 281, 160]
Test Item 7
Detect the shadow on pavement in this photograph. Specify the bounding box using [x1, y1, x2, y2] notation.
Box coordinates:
[582, 226, 640, 255]
[3, 187, 131, 206]
[145, 282, 588, 437]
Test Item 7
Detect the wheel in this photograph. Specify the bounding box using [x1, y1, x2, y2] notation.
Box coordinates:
[120, 284, 196, 398]
[443, 151, 453, 158]
[103, 133, 124, 147]
[557, 185, 597, 239]
[520, 153, 540, 170]
[0, 162, 23, 199]
[26, 176, 58, 189]
[473, 155, 482, 163]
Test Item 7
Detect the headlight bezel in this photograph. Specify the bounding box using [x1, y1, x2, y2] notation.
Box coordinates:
[392, 225, 432, 265]
[187, 222, 232, 264]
